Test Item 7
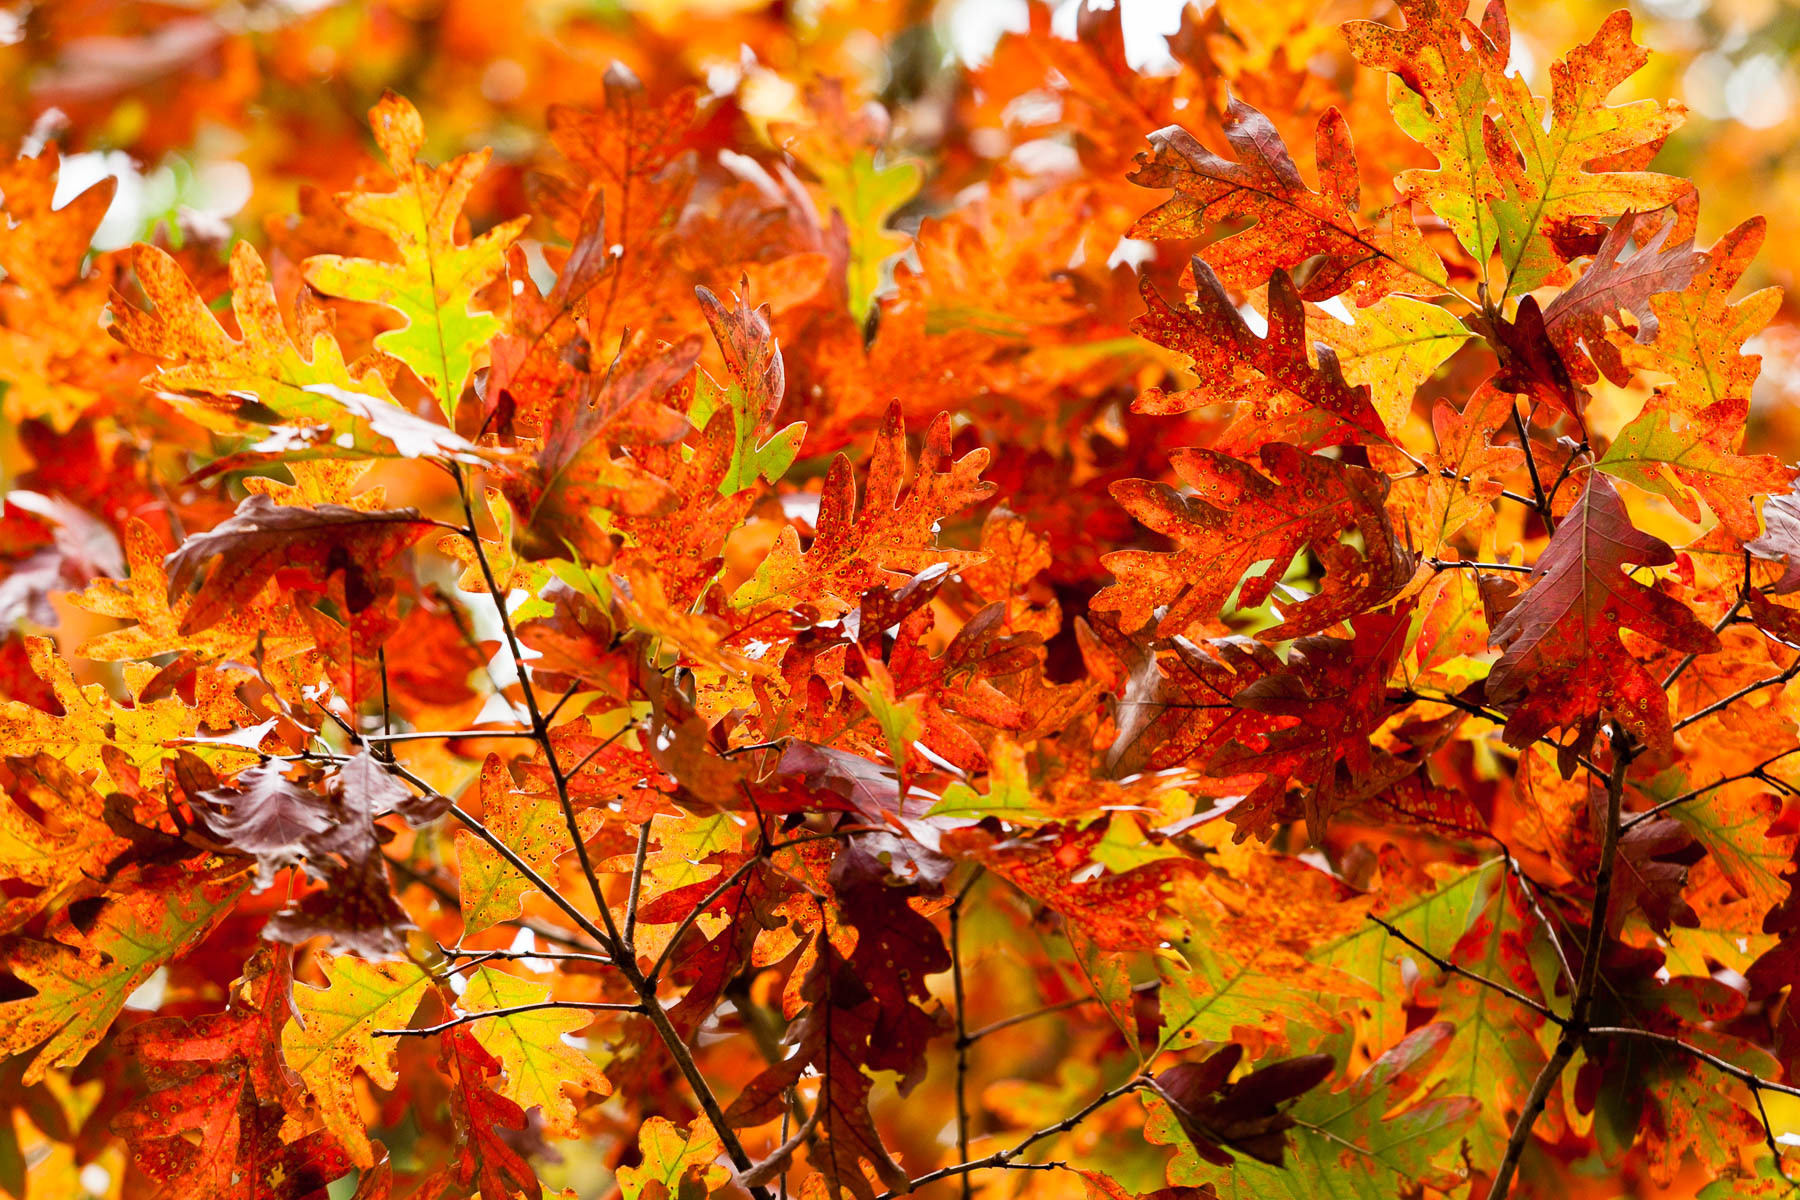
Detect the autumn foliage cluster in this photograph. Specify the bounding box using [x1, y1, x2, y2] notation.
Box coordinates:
[6, 1, 1800, 1198]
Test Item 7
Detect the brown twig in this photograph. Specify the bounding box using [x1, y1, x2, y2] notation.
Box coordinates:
[875, 1075, 1147, 1199]
[1489, 726, 1635, 1198]
[1366, 913, 1564, 1025]
[1623, 746, 1800, 831]
[448, 468, 774, 1199]
[374, 998, 643, 1038]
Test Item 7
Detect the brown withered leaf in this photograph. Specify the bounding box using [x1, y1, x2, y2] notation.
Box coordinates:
[1154, 1044, 1335, 1167]
[1748, 487, 1800, 594]
[206, 751, 438, 959]
[1543, 211, 1705, 387]
[164, 494, 429, 635]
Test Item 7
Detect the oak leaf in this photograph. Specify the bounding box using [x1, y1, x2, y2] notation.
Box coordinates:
[1129, 98, 1446, 302]
[281, 954, 432, 1168]
[1098, 442, 1412, 640]
[1487, 473, 1719, 761]
[731, 403, 995, 619]
[1132, 263, 1388, 445]
[112, 948, 351, 1200]
[617, 1116, 730, 1200]
[165, 493, 430, 634]
[463, 966, 612, 1140]
[0, 860, 249, 1082]
[304, 92, 527, 417]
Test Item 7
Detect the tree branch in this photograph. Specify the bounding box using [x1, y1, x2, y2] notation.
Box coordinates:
[374, 998, 644, 1038]
[1671, 662, 1800, 733]
[1510, 402, 1552, 530]
[1504, 855, 1575, 992]
[961, 981, 1163, 1046]
[1663, 569, 1752, 691]
[1623, 746, 1800, 831]
[623, 818, 653, 952]
[876, 1075, 1147, 1199]
[448, 467, 774, 1199]
[1366, 913, 1564, 1025]
[950, 873, 975, 1200]
[1489, 727, 1634, 1198]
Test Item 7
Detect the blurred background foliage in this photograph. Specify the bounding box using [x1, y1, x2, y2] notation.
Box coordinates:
[3, 0, 1799, 454]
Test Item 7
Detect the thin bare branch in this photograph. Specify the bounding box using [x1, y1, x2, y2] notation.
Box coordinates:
[876, 1075, 1147, 1199]
[1624, 746, 1800, 831]
[374, 998, 644, 1038]
[1663, 569, 1752, 691]
[1671, 662, 1800, 733]
[448, 467, 773, 1199]
[1366, 913, 1564, 1025]
[623, 819, 653, 952]
[1505, 856, 1575, 991]
[962, 981, 1163, 1046]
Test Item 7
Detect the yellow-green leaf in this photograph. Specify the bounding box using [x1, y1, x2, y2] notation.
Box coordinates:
[617, 1116, 730, 1200]
[464, 967, 612, 1140]
[303, 92, 525, 417]
[281, 954, 432, 1167]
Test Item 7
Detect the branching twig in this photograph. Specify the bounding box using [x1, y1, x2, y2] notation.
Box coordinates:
[1366, 913, 1564, 1025]
[1489, 726, 1635, 1199]
[876, 1075, 1147, 1199]
[440, 945, 616, 969]
[1671, 662, 1800, 733]
[1400, 688, 1607, 784]
[1427, 558, 1534, 574]
[950, 872, 976, 1200]
[363, 728, 541, 744]
[961, 981, 1163, 1045]
[1663, 570, 1752, 692]
[1623, 746, 1800, 831]
[448, 468, 773, 1199]
[646, 854, 766, 986]
[1505, 856, 1575, 992]
[1510, 403, 1552, 530]
[373, 998, 644, 1038]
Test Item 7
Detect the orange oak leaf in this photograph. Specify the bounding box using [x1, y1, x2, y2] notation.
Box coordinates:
[730, 402, 996, 619]
[1098, 442, 1412, 640]
[1129, 98, 1446, 302]
[1132, 263, 1389, 445]
[112, 949, 352, 1200]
